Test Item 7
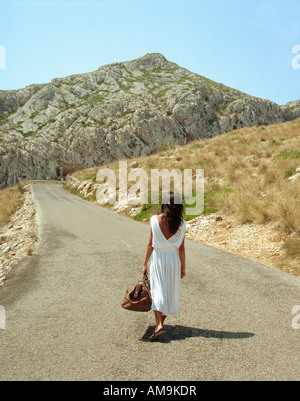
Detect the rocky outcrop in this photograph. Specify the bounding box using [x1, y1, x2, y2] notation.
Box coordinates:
[1, 53, 300, 188]
[0, 185, 38, 286]
[289, 167, 300, 182]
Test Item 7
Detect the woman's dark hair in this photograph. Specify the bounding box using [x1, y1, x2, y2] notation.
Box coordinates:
[160, 192, 183, 234]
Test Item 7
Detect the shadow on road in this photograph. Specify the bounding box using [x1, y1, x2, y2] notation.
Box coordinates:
[139, 325, 255, 343]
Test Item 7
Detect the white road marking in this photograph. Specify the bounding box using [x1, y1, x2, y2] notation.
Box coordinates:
[116, 236, 131, 248]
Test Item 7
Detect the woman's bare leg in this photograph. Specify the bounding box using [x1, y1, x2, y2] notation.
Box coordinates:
[154, 311, 164, 332]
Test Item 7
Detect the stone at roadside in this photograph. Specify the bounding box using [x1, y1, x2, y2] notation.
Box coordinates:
[3, 245, 11, 254]
[0, 185, 38, 286]
[289, 168, 300, 182]
[129, 161, 138, 168]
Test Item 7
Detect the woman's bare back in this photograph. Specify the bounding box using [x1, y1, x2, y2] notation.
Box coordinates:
[156, 213, 174, 240]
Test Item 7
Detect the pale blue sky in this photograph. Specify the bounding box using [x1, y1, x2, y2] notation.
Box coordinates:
[0, 0, 300, 105]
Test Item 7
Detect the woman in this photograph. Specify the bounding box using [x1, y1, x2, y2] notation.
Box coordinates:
[142, 192, 186, 341]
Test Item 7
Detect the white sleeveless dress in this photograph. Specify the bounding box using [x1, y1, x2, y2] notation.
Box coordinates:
[149, 215, 186, 316]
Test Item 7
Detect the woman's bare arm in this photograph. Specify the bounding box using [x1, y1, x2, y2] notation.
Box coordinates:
[179, 237, 186, 279]
[142, 226, 153, 275]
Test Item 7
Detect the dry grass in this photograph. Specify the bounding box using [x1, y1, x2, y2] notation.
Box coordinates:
[0, 183, 25, 228]
[282, 236, 300, 256]
[68, 117, 300, 271]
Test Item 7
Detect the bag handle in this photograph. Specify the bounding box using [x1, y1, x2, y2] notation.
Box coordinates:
[134, 282, 143, 298]
[142, 274, 151, 300]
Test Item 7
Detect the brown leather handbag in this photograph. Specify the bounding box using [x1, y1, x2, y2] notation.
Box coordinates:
[121, 274, 152, 312]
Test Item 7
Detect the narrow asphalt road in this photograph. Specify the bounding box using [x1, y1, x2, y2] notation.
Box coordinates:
[0, 183, 300, 381]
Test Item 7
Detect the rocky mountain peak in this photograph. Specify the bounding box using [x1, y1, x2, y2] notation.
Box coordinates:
[130, 52, 168, 68]
[0, 54, 300, 188]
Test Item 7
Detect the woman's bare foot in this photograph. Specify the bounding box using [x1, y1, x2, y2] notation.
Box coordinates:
[150, 327, 166, 341]
[155, 323, 164, 332]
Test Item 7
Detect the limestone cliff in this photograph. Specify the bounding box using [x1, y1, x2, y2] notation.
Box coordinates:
[0, 53, 299, 187]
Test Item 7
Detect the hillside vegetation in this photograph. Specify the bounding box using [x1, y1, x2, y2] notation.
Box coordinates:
[0, 184, 25, 228]
[1, 53, 300, 188]
[65, 117, 300, 275]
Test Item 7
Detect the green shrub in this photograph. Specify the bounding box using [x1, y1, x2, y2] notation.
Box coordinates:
[189, 143, 203, 150]
[134, 191, 214, 222]
[278, 151, 300, 159]
[285, 169, 296, 178]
